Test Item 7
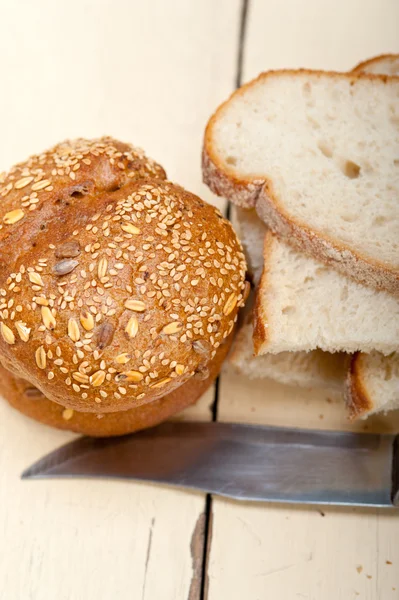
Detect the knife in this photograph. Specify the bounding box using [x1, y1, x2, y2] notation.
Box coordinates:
[22, 422, 399, 508]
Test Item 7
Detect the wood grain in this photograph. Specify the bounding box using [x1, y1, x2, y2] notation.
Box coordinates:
[0, 1, 241, 598]
[210, 0, 399, 598]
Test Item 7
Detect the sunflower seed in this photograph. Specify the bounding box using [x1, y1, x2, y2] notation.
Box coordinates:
[97, 322, 114, 349]
[55, 240, 81, 258]
[53, 259, 79, 276]
[192, 340, 211, 356]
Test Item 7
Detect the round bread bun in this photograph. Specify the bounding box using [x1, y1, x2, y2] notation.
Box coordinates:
[0, 138, 246, 413]
[0, 332, 232, 437]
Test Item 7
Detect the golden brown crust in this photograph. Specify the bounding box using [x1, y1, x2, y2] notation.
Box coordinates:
[0, 138, 247, 413]
[352, 53, 399, 74]
[0, 333, 233, 437]
[202, 69, 399, 295]
[252, 233, 274, 355]
[255, 180, 399, 295]
[344, 353, 373, 420]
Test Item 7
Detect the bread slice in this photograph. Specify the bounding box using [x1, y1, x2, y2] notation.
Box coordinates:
[254, 231, 399, 355]
[229, 322, 346, 391]
[344, 55, 399, 419]
[345, 351, 399, 419]
[353, 53, 399, 76]
[203, 70, 399, 294]
[233, 207, 267, 284]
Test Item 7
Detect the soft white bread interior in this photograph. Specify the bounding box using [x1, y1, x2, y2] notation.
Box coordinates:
[226, 56, 399, 411]
[229, 322, 346, 391]
[254, 232, 399, 355]
[233, 207, 267, 284]
[345, 351, 399, 419]
[203, 70, 399, 294]
[344, 54, 399, 419]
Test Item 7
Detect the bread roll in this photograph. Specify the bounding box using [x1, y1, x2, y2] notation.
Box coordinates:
[0, 138, 246, 413]
[0, 333, 232, 437]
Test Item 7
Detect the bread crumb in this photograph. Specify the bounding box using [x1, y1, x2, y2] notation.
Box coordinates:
[356, 565, 363, 574]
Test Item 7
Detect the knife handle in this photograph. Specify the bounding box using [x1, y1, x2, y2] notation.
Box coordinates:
[392, 435, 399, 507]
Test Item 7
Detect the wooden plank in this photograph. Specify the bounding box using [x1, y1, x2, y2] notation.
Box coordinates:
[243, 0, 399, 79]
[0, 1, 241, 598]
[210, 0, 399, 598]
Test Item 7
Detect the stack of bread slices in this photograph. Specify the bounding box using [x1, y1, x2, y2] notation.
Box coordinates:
[203, 54, 399, 420]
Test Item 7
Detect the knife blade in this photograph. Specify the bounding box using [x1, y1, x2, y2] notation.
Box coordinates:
[22, 422, 399, 508]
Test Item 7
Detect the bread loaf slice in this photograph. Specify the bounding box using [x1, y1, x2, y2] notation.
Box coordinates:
[229, 56, 399, 402]
[229, 322, 346, 391]
[353, 53, 399, 75]
[203, 70, 399, 294]
[254, 232, 399, 355]
[233, 207, 267, 284]
[343, 55, 399, 418]
[345, 351, 399, 419]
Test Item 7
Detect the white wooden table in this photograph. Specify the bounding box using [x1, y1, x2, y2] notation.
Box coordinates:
[0, 1, 398, 598]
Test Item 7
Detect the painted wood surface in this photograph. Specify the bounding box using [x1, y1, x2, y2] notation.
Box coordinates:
[0, 0, 398, 598]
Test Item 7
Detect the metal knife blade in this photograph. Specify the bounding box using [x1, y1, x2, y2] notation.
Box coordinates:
[22, 422, 399, 508]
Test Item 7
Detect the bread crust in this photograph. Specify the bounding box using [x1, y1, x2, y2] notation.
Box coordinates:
[255, 179, 399, 295]
[253, 232, 275, 355]
[0, 138, 247, 413]
[352, 53, 399, 74]
[202, 69, 399, 295]
[344, 353, 374, 420]
[1, 332, 233, 437]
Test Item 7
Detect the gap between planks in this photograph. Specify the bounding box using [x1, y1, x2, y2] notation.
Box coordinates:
[195, 2, 251, 599]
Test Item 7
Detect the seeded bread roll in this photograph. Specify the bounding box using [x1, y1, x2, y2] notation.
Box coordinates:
[0, 138, 246, 413]
[0, 333, 232, 436]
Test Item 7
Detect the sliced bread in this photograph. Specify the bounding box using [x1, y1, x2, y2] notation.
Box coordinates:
[345, 351, 399, 419]
[233, 207, 267, 284]
[254, 231, 399, 355]
[344, 55, 399, 419]
[203, 70, 399, 294]
[353, 53, 399, 75]
[229, 322, 346, 391]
